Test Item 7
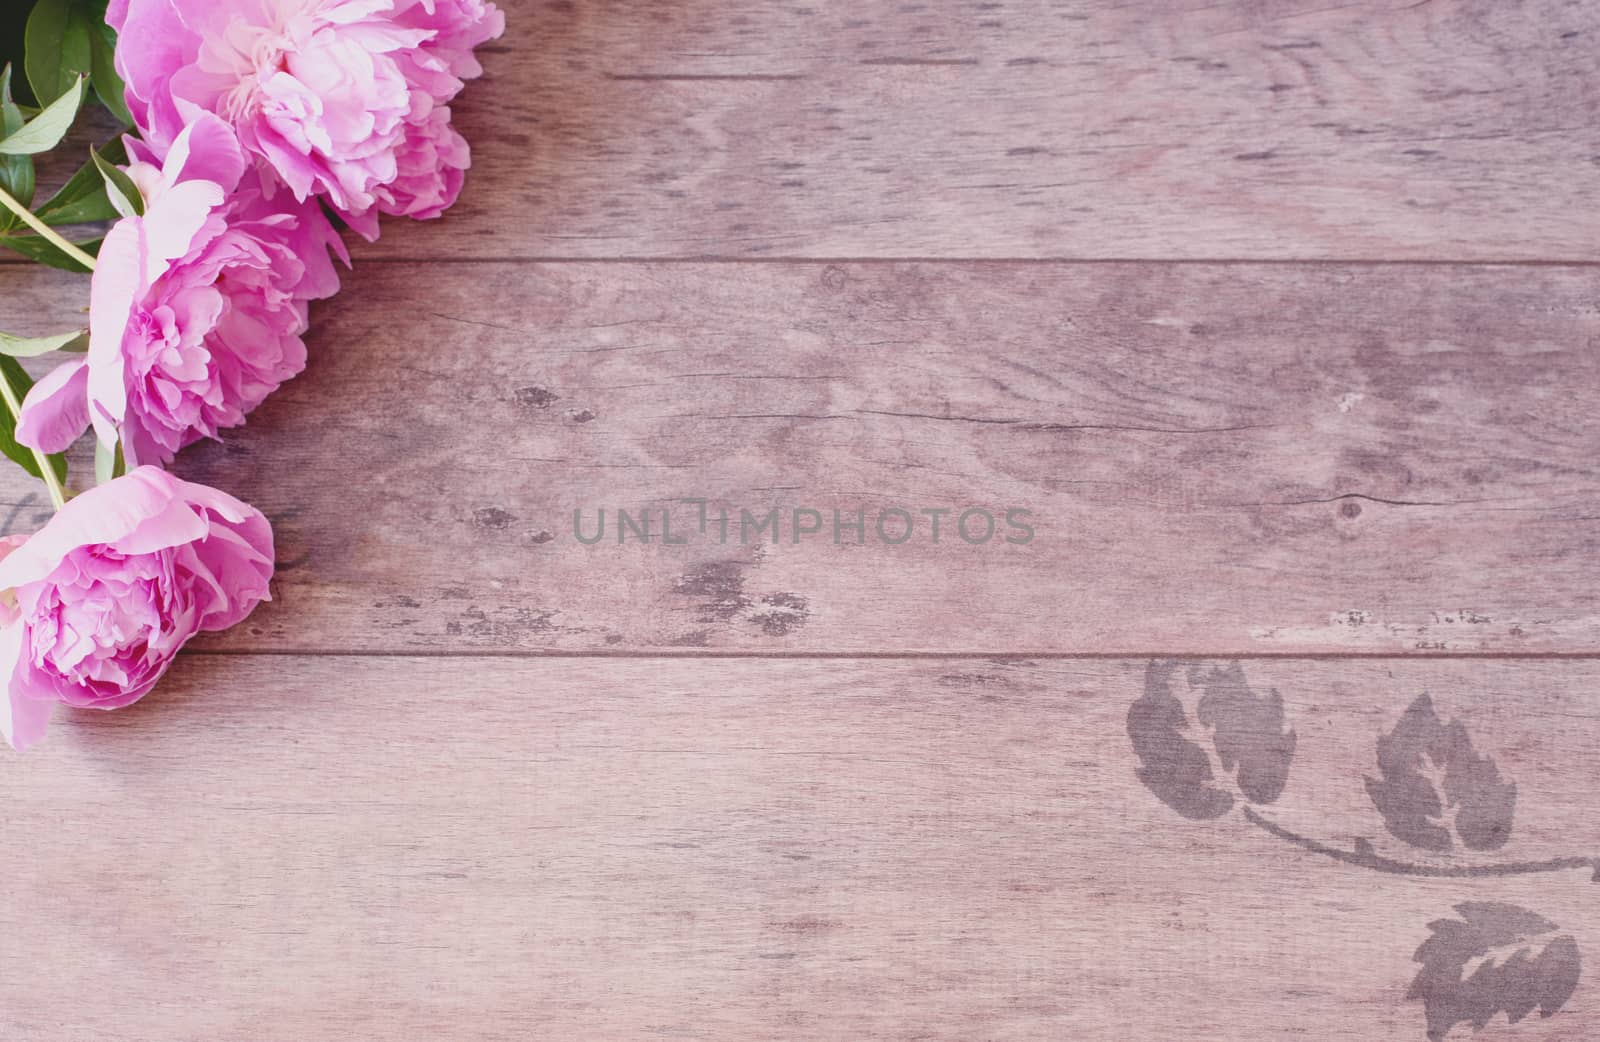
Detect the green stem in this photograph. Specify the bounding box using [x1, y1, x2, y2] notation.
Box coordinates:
[0, 183, 97, 272]
[0, 374, 65, 510]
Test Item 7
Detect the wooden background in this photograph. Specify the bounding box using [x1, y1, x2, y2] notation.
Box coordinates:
[2, 1, 1598, 1038]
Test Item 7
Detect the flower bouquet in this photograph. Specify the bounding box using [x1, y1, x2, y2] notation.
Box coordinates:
[0, 0, 503, 749]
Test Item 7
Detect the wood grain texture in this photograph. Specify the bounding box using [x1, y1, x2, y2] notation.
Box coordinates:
[1, 656, 1594, 1041]
[8, 261, 1599, 654]
[346, 0, 1600, 261]
[2, 4, 1598, 1036]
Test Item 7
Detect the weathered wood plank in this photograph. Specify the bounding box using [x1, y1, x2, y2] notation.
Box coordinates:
[350, 0, 1600, 261]
[1, 656, 1595, 1040]
[5, 0, 1596, 264]
[3, 261, 1599, 654]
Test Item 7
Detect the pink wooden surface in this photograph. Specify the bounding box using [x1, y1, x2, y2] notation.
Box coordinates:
[3, 657, 1597, 1041]
[6, 260, 1600, 655]
[356, 0, 1600, 261]
[2, 1, 1598, 1039]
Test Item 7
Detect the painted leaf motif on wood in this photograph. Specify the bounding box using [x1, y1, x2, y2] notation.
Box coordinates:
[1410, 902, 1581, 1042]
[1365, 694, 1517, 853]
[1192, 661, 1297, 805]
[1128, 661, 1233, 820]
[1128, 660, 1295, 819]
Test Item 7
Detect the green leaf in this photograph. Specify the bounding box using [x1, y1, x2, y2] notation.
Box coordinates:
[88, 22, 132, 126]
[0, 330, 87, 357]
[0, 357, 69, 483]
[0, 65, 35, 232]
[33, 136, 125, 225]
[0, 76, 84, 156]
[24, 0, 93, 106]
[94, 436, 123, 485]
[0, 231, 100, 272]
[91, 145, 141, 217]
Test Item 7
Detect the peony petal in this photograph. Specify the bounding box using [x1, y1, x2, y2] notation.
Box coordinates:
[111, 0, 193, 148]
[86, 217, 143, 450]
[155, 113, 248, 196]
[0, 468, 189, 590]
[15, 358, 90, 453]
[187, 524, 275, 631]
[141, 181, 227, 273]
[114, 499, 210, 556]
[0, 622, 52, 751]
[123, 134, 160, 169]
[341, 206, 382, 242]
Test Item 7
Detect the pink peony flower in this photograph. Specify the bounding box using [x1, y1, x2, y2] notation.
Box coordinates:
[109, 0, 504, 237]
[16, 113, 346, 467]
[0, 467, 274, 750]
